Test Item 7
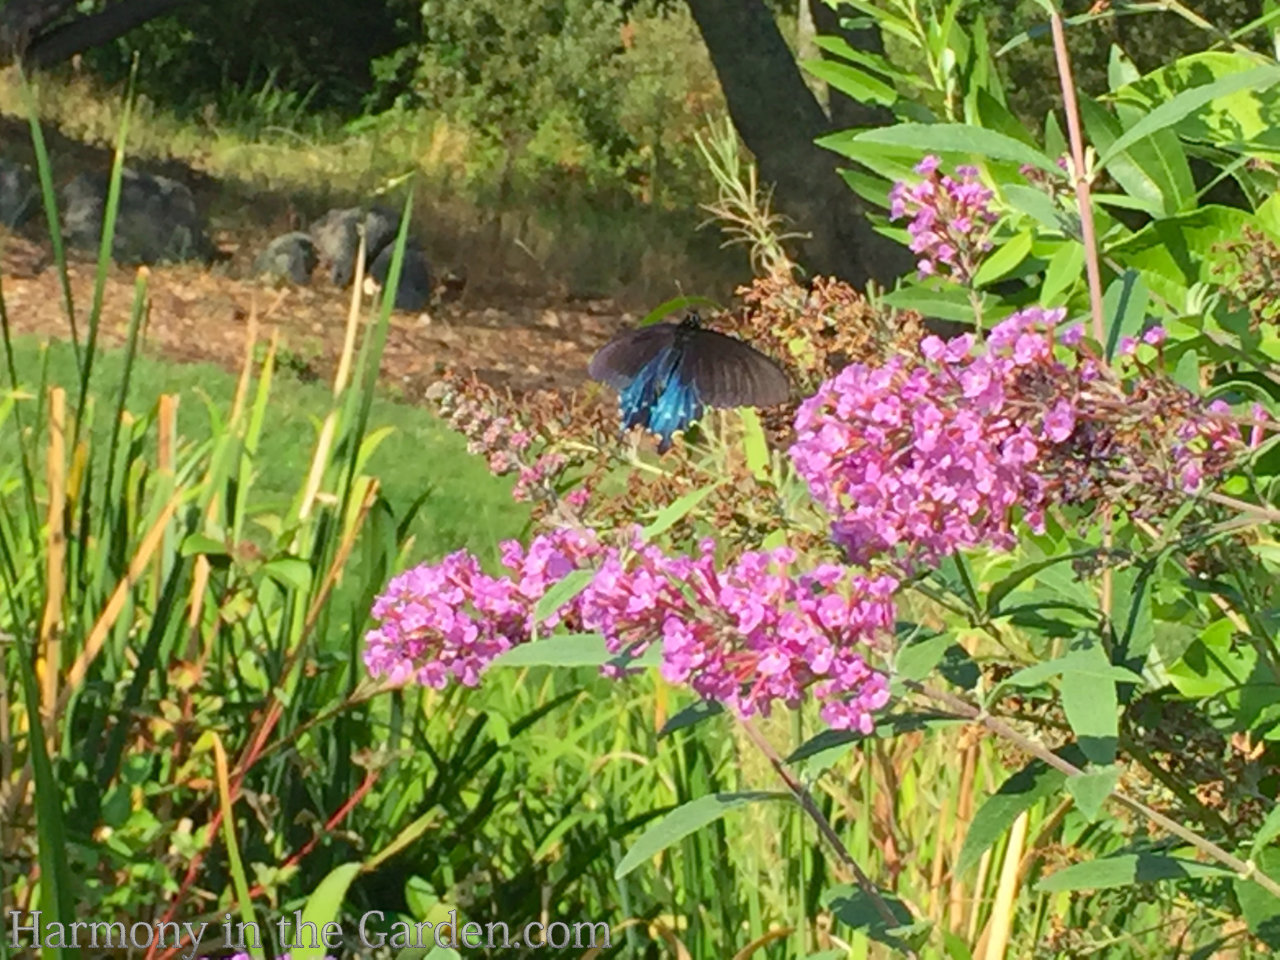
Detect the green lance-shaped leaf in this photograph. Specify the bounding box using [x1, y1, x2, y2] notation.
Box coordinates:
[1036, 853, 1235, 893]
[289, 863, 363, 959]
[490, 632, 661, 669]
[842, 123, 1065, 177]
[614, 791, 791, 880]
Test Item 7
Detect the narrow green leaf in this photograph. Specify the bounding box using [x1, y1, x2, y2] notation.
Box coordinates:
[262, 557, 313, 593]
[986, 551, 1097, 616]
[823, 884, 918, 951]
[1108, 45, 1141, 92]
[1044, 110, 1067, 161]
[290, 863, 363, 959]
[17, 638, 73, 960]
[1106, 207, 1252, 309]
[213, 734, 265, 960]
[1002, 184, 1067, 230]
[839, 167, 892, 207]
[1236, 847, 1280, 949]
[1036, 853, 1234, 892]
[786, 713, 961, 767]
[996, 9, 1113, 58]
[1080, 97, 1182, 216]
[658, 700, 724, 739]
[614, 792, 791, 879]
[531, 569, 596, 638]
[1041, 241, 1084, 305]
[641, 482, 722, 540]
[894, 631, 954, 682]
[1250, 803, 1280, 857]
[1102, 270, 1150, 361]
[1109, 563, 1155, 673]
[973, 231, 1033, 288]
[364, 808, 443, 873]
[738, 409, 770, 482]
[812, 36, 900, 79]
[846, 123, 1063, 176]
[882, 286, 980, 323]
[958, 754, 1072, 874]
[1064, 766, 1121, 822]
[801, 58, 898, 106]
[19, 69, 80, 368]
[638, 295, 720, 328]
[971, 88, 1038, 148]
[180, 533, 230, 557]
[1100, 65, 1280, 166]
[1004, 650, 1143, 690]
[489, 633, 661, 669]
[1060, 644, 1120, 765]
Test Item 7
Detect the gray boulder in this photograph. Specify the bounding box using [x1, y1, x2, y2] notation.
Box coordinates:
[309, 205, 399, 287]
[253, 231, 318, 284]
[62, 168, 212, 265]
[367, 242, 432, 311]
[0, 159, 38, 229]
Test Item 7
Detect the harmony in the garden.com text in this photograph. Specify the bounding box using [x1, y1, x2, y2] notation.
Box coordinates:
[9, 909, 612, 956]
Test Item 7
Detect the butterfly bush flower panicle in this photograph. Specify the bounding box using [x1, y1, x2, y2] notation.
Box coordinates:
[576, 541, 897, 731]
[364, 528, 604, 689]
[366, 529, 897, 733]
[790, 305, 1247, 573]
[889, 156, 998, 282]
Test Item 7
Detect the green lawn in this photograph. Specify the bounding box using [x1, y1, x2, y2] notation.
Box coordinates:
[3, 335, 529, 568]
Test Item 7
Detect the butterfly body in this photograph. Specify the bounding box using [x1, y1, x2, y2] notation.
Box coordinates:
[589, 313, 790, 451]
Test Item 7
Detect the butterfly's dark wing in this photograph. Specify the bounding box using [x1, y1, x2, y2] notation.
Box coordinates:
[588, 324, 679, 390]
[680, 328, 791, 409]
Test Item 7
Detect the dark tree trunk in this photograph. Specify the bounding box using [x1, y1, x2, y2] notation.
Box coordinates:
[0, 0, 76, 61]
[26, 0, 194, 67]
[685, 0, 911, 289]
[0, 0, 196, 67]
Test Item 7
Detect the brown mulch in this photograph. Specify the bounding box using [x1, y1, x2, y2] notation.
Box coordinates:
[0, 111, 639, 403]
[0, 229, 634, 402]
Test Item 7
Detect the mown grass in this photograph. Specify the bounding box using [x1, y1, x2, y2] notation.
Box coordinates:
[2, 333, 529, 568]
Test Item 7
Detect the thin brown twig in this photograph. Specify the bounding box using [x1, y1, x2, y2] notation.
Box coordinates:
[909, 682, 1280, 900]
[1049, 5, 1106, 344]
[735, 713, 918, 957]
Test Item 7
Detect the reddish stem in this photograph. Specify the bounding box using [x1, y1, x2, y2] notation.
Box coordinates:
[1049, 7, 1107, 345]
[152, 767, 381, 960]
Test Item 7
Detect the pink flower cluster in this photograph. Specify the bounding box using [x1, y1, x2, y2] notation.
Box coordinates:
[789, 307, 1245, 573]
[364, 527, 601, 688]
[790, 308, 1060, 570]
[365, 531, 896, 732]
[889, 155, 997, 281]
[1170, 397, 1238, 492]
[579, 540, 896, 731]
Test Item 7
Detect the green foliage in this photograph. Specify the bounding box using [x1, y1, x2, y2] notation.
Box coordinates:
[14, 1, 1280, 957]
[77, 0, 725, 207]
[988, 0, 1273, 134]
[773, 0, 1280, 953]
[0, 78, 799, 960]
